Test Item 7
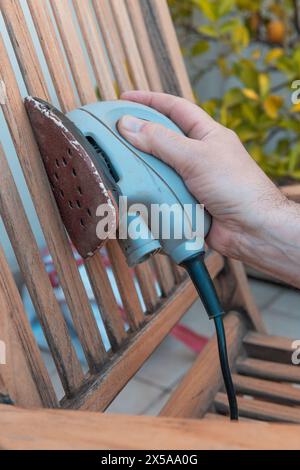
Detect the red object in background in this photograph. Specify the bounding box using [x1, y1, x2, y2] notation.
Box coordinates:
[42, 246, 208, 354]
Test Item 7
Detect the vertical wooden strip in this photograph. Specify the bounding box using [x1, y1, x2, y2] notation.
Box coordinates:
[0, 35, 106, 371]
[49, 0, 96, 105]
[0, 144, 84, 395]
[85, 256, 126, 350]
[152, 255, 176, 297]
[72, 0, 117, 101]
[27, 0, 78, 112]
[0, 245, 58, 408]
[140, 0, 194, 100]
[106, 243, 144, 330]
[93, 0, 133, 92]
[110, 0, 149, 90]
[126, 0, 163, 91]
[135, 263, 160, 313]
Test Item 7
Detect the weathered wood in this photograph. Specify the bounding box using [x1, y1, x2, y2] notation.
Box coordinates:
[0, 144, 83, 394]
[244, 332, 296, 364]
[233, 374, 300, 405]
[160, 311, 247, 418]
[126, 0, 162, 91]
[0, 245, 57, 408]
[72, 0, 116, 101]
[0, 25, 107, 372]
[215, 392, 300, 423]
[237, 357, 300, 383]
[1, 405, 300, 450]
[135, 263, 160, 313]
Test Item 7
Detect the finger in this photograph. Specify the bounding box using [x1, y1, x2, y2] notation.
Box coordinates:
[118, 115, 200, 178]
[120, 90, 217, 140]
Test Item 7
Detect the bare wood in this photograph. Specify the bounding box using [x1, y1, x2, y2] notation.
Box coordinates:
[126, 0, 163, 91]
[135, 263, 160, 313]
[0, 0, 50, 101]
[152, 255, 176, 297]
[281, 184, 300, 203]
[0, 245, 57, 408]
[27, 0, 78, 111]
[72, 0, 116, 101]
[93, 0, 132, 92]
[61, 277, 201, 410]
[106, 242, 144, 330]
[244, 332, 296, 364]
[85, 256, 126, 350]
[0, 145, 83, 394]
[0, 35, 107, 371]
[237, 357, 300, 383]
[110, 0, 149, 90]
[215, 392, 300, 423]
[2, 405, 300, 450]
[228, 259, 266, 333]
[233, 374, 300, 405]
[49, 0, 96, 105]
[160, 311, 246, 418]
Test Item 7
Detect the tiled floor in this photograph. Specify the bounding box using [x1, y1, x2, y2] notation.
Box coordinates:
[46, 278, 300, 414]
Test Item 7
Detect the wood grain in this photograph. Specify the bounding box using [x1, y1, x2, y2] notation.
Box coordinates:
[1, 405, 300, 450]
[237, 357, 300, 383]
[244, 331, 296, 364]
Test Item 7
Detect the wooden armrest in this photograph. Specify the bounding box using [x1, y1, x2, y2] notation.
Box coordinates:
[0, 405, 299, 450]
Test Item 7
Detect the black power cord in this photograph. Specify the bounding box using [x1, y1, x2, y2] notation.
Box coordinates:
[181, 254, 238, 420]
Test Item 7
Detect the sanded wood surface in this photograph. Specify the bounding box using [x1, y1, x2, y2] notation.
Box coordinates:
[0, 405, 300, 450]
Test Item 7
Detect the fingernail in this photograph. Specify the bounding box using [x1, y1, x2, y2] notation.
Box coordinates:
[120, 115, 144, 133]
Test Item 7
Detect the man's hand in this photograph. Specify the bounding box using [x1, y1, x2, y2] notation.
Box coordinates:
[118, 91, 287, 260]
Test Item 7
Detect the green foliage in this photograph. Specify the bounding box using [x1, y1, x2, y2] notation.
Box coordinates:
[169, 0, 300, 181]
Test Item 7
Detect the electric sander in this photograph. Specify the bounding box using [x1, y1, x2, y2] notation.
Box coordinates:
[25, 97, 238, 420]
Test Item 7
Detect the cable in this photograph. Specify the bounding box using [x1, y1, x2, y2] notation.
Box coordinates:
[181, 254, 238, 420]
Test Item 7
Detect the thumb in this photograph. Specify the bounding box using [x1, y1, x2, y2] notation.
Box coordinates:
[118, 115, 199, 177]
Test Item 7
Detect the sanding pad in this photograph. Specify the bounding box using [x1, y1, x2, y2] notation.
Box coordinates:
[25, 97, 118, 258]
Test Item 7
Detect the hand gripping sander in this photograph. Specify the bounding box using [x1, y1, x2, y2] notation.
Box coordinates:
[25, 97, 238, 420]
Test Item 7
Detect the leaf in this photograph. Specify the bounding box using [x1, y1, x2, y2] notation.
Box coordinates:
[242, 88, 259, 100]
[218, 0, 234, 16]
[191, 41, 210, 56]
[198, 24, 218, 38]
[263, 95, 283, 119]
[237, 127, 258, 142]
[258, 73, 270, 97]
[194, 0, 218, 21]
[232, 24, 250, 49]
[265, 48, 284, 64]
[290, 103, 300, 113]
[288, 144, 300, 173]
[223, 88, 243, 107]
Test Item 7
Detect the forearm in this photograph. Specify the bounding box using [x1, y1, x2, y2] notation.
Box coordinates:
[236, 200, 300, 289]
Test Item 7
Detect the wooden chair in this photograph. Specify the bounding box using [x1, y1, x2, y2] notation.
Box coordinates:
[0, 0, 299, 430]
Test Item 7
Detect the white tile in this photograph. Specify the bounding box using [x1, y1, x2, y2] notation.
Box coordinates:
[268, 289, 300, 319]
[181, 299, 215, 337]
[106, 377, 163, 415]
[143, 390, 172, 416]
[249, 279, 283, 309]
[261, 308, 300, 339]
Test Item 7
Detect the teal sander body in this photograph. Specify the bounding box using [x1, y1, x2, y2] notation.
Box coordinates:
[25, 97, 238, 420]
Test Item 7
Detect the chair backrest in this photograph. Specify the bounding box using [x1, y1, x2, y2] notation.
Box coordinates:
[0, 0, 264, 410]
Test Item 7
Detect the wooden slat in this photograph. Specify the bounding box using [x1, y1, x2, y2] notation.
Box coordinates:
[215, 392, 300, 423]
[152, 255, 176, 296]
[93, 0, 132, 92]
[2, 405, 300, 450]
[126, 0, 162, 91]
[228, 259, 266, 333]
[49, 0, 96, 105]
[110, 0, 149, 90]
[140, 0, 194, 100]
[244, 332, 296, 364]
[237, 357, 300, 383]
[84, 256, 126, 350]
[106, 242, 144, 330]
[0, 144, 83, 394]
[135, 263, 160, 313]
[233, 374, 300, 405]
[281, 184, 300, 203]
[27, 0, 78, 111]
[72, 0, 116, 101]
[0, 245, 57, 408]
[61, 274, 204, 410]
[160, 311, 246, 418]
[0, 27, 106, 371]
